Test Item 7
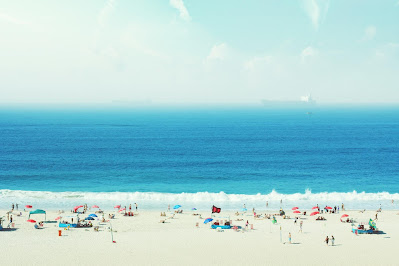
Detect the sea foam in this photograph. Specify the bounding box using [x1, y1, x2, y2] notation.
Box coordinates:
[1, 189, 398, 210]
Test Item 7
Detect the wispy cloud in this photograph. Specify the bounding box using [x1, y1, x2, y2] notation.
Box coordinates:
[205, 43, 228, 62]
[98, 0, 117, 27]
[301, 46, 318, 62]
[244, 56, 272, 70]
[364, 25, 377, 40]
[170, 0, 191, 21]
[0, 12, 29, 26]
[302, 0, 330, 30]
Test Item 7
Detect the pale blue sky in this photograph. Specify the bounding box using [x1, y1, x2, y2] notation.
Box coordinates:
[1, 0, 398, 104]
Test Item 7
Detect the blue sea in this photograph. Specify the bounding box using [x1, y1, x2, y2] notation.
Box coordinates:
[1, 106, 399, 210]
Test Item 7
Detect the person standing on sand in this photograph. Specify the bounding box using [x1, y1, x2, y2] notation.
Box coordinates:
[245, 220, 249, 229]
[288, 232, 291, 244]
[375, 213, 378, 220]
[168, 204, 170, 211]
[331, 236, 335, 246]
[135, 203, 138, 211]
[129, 204, 132, 212]
[342, 203, 344, 211]
[325, 236, 329, 246]
[299, 221, 303, 233]
[10, 215, 13, 224]
[243, 204, 246, 209]
[266, 201, 268, 207]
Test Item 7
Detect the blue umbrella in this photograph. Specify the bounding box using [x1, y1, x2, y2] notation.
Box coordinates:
[85, 217, 95, 220]
[173, 205, 181, 209]
[88, 214, 97, 218]
[204, 218, 213, 224]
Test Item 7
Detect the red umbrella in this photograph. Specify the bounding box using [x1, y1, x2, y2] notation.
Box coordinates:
[292, 207, 299, 210]
[119, 208, 126, 212]
[293, 210, 301, 214]
[73, 205, 83, 212]
[312, 206, 318, 210]
[341, 214, 349, 218]
[326, 206, 332, 210]
[25, 205, 33, 209]
[114, 205, 121, 209]
[27, 219, 36, 223]
[92, 205, 99, 208]
[55, 216, 61, 221]
[310, 211, 319, 216]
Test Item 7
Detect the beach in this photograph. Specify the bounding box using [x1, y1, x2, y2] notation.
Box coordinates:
[1, 208, 398, 265]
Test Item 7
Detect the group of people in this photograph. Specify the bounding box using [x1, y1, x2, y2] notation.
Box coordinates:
[325, 235, 335, 246]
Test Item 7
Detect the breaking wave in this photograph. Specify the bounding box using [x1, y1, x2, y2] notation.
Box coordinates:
[1, 189, 398, 210]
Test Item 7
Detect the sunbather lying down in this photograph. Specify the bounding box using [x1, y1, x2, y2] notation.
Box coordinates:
[235, 219, 243, 221]
[159, 220, 166, 223]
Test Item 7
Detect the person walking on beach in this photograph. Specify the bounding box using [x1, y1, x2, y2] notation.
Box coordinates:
[10, 215, 13, 224]
[129, 204, 132, 212]
[331, 235, 335, 246]
[375, 213, 378, 220]
[342, 203, 344, 211]
[325, 236, 329, 246]
[243, 204, 246, 209]
[299, 221, 303, 233]
[245, 220, 249, 229]
[288, 232, 291, 244]
[168, 204, 170, 211]
[266, 201, 268, 208]
[135, 203, 138, 211]
[12, 203, 14, 211]
[16, 204, 18, 210]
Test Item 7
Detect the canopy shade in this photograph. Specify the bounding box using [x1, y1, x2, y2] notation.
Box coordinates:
[29, 209, 46, 220]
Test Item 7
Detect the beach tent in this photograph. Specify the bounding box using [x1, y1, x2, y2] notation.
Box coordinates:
[28, 209, 46, 221]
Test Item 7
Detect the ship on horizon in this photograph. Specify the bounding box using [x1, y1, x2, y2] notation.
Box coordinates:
[261, 94, 316, 108]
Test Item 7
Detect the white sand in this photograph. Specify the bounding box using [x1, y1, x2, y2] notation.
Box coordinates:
[1, 208, 398, 265]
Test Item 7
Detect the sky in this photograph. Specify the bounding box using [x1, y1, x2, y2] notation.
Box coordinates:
[0, 0, 399, 105]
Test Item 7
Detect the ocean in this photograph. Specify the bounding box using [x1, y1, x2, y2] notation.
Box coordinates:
[1, 106, 399, 210]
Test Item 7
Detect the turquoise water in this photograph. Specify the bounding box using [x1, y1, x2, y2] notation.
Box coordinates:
[1, 107, 399, 210]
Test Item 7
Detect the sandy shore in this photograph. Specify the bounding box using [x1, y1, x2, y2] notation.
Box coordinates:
[1, 208, 398, 265]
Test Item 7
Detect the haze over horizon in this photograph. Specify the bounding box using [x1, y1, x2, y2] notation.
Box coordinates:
[1, 0, 399, 104]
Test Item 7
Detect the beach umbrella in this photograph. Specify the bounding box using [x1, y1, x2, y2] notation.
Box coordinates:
[292, 207, 299, 210]
[92, 205, 99, 208]
[25, 205, 33, 209]
[173, 205, 181, 209]
[341, 214, 349, 218]
[312, 206, 318, 210]
[119, 208, 126, 212]
[114, 205, 121, 209]
[27, 219, 36, 223]
[191, 208, 197, 211]
[73, 205, 83, 212]
[55, 216, 61, 221]
[326, 206, 332, 210]
[293, 210, 301, 214]
[242, 208, 247, 212]
[88, 214, 98, 218]
[85, 217, 95, 220]
[310, 211, 319, 216]
[204, 218, 213, 224]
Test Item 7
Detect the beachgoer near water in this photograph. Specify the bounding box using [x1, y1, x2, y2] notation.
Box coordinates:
[331, 235, 335, 246]
[168, 204, 170, 211]
[325, 236, 329, 246]
[266, 201, 268, 207]
[129, 204, 132, 211]
[243, 204, 246, 209]
[299, 221, 303, 233]
[288, 232, 291, 244]
[135, 203, 138, 211]
[342, 203, 344, 211]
